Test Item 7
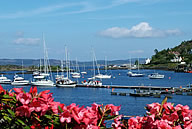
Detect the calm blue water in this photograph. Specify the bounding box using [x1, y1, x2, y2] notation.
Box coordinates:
[1, 69, 192, 116]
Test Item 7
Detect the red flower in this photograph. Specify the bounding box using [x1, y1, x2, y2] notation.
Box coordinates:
[29, 86, 38, 97]
[16, 92, 32, 105]
[13, 87, 23, 94]
[60, 110, 71, 123]
[29, 98, 42, 112]
[16, 105, 33, 117]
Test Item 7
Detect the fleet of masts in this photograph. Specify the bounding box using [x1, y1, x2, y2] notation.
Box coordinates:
[0, 35, 165, 87]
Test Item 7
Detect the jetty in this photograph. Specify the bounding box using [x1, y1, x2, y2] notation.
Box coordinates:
[76, 84, 174, 90]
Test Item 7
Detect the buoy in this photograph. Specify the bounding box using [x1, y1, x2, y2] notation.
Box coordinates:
[169, 77, 171, 79]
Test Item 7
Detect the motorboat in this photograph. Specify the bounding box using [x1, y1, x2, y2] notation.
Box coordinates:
[127, 71, 145, 77]
[148, 73, 164, 79]
[83, 78, 102, 86]
[11, 74, 30, 86]
[95, 74, 111, 79]
[31, 75, 55, 86]
[0, 74, 12, 84]
[56, 77, 76, 88]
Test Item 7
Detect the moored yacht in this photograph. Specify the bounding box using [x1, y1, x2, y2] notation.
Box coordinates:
[31, 34, 55, 87]
[11, 74, 30, 86]
[95, 74, 111, 79]
[31, 75, 55, 86]
[148, 73, 165, 79]
[0, 74, 12, 84]
[56, 46, 77, 88]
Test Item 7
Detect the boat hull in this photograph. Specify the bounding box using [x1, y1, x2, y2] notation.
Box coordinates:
[11, 81, 30, 86]
[0, 81, 12, 84]
[56, 84, 76, 88]
[31, 80, 55, 87]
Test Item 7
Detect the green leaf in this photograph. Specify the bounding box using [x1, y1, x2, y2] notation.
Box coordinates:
[159, 97, 167, 115]
[3, 94, 13, 99]
[105, 109, 111, 115]
[98, 107, 103, 116]
[17, 119, 25, 126]
[7, 109, 15, 117]
[3, 116, 12, 122]
[105, 115, 119, 121]
[58, 105, 63, 113]
[44, 114, 52, 119]
[23, 126, 30, 129]
[34, 116, 41, 122]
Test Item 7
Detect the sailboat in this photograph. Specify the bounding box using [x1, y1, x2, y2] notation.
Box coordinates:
[83, 50, 102, 86]
[81, 64, 87, 74]
[11, 61, 30, 86]
[127, 58, 144, 77]
[31, 34, 55, 87]
[72, 58, 81, 78]
[56, 47, 76, 87]
[95, 56, 111, 79]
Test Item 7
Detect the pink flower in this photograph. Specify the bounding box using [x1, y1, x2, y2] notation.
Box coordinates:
[13, 87, 23, 94]
[172, 125, 182, 129]
[106, 104, 121, 115]
[16, 92, 32, 105]
[147, 103, 161, 115]
[29, 98, 42, 112]
[157, 120, 172, 129]
[16, 105, 33, 117]
[162, 111, 178, 123]
[60, 110, 71, 123]
[50, 101, 61, 114]
[29, 86, 38, 97]
[163, 102, 174, 113]
[128, 116, 142, 129]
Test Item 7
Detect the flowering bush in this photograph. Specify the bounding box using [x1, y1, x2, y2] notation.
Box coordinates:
[0, 85, 192, 129]
[127, 97, 192, 129]
[0, 85, 121, 129]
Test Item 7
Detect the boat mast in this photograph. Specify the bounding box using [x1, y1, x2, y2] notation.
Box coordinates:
[105, 56, 107, 73]
[22, 60, 24, 78]
[40, 59, 41, 73]
[65, 46, 68, 79]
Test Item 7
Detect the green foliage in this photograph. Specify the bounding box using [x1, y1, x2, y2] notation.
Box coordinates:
[151, 39, 192, 64]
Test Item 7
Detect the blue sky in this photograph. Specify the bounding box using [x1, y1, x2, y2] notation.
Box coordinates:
[0, 0, 192, 61]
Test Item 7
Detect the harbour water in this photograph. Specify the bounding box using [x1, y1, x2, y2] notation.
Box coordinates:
[1, 69, 192, 116]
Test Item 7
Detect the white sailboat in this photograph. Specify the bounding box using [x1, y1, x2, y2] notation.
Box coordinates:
[56, 46, 76, 87]
[72, 58, 81, 78]
[81, 64, 87, 74]
[95, 56, 111, 79]
[11, 61, 30, 86]
[31, 34, 55, 87]
[0, 74, 12, 84]
[127, 58, 144, 77]
[83, 50, 102, 86]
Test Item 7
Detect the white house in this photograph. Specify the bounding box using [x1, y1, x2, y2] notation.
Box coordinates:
[145, 58, 151, 64]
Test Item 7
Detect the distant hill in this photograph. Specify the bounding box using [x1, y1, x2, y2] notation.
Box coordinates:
[150, 40, 192, 64]
[0, 58, 146, 67]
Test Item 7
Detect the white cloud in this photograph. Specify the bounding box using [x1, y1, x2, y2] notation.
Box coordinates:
[14, 38, 40, 45]
[100, 22, 181, 38]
